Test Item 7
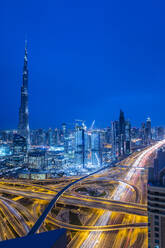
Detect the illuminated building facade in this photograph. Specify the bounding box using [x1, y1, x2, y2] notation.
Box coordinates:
[111, 120, 119, 159]
[125, 120, 131, 155]
[141, 122, 146, 144]
[91, 130, 100, 151]
[54, 128, 60, 145]
[105, 126, 111, 144]
[12, 134, 27, 155]
[146, 117, 152, 144]
[157, 127, 164, 140]
[61, 123, 67, 141]
[119, 110, 125, 155]
[61, 123, 69, 153]
[26, 150, 47, 169]
[148, 147, 165, 248]
[75, 125, 86, 167]
[91, 130, 103, 166]
[0, 144, 11, 157]
[46, 128, 54, 146]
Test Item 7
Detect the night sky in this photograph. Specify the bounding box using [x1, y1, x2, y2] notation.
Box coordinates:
[1, 0, 165, 129]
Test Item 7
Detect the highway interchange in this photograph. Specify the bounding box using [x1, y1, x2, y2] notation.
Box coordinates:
[0, 140, 165, 247]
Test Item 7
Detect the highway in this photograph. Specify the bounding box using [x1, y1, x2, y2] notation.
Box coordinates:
[0, 181, 147, 215]
[44, 216, 148, 231]
[27, 166, 112, 235]
[68, 140, 165, 248]
[0, 140, 164, 247]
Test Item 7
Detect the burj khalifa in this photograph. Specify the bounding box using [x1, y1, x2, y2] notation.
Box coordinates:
[18, 41, 30, 145]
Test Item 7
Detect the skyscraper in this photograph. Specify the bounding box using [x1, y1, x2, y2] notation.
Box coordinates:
[141, 122, 146, 144]
[75, 125, 85, 167]
[148, 147, 165, 248]
[157, 127, 165, 140]
[18, 41, 30, 145]
[112, 110, 131, 159]
[91, 130, 103, 166]
[111, 120, 119, 159]
[146, 117, 152, 144]
[119, 110, 125, 155]
[105, 126, 111, 144]
[125, 120, 131, 154]
[47, 128, 53, 146]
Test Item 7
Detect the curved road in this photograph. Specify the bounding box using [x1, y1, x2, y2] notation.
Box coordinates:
[27, 166, 110, 235]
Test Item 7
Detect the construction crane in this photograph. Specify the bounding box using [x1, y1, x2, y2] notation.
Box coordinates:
[89, 120, 95, 130]
[75, 119, 87, 130]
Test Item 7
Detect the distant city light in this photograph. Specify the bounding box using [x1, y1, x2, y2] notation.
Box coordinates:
[0, 145, 12, 156]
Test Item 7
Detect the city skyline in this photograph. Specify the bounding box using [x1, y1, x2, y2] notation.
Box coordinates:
[1, 1, 165, 248]
[1, 1, 165, 129]
[0, 40, 163, 130]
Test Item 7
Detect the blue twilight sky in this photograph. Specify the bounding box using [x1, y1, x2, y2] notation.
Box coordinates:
[0, 0, 165, 129]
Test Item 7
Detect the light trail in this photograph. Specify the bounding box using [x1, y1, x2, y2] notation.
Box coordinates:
[47, 216, 147, 231]
[0, 140, 164, 244]
[0, 199, 29, 233]
[80, 140, 165, 248]
[27, 165, 110, 235]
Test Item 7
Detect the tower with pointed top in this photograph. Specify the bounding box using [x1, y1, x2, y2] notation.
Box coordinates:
[18, 41, 30, 145]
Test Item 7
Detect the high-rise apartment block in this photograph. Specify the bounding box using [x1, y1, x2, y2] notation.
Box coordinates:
[148, 147, 165, 248]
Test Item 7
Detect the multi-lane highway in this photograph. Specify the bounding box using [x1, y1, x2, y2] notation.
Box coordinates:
[0, 140, 164, 247]
[68, 140, 165, 248]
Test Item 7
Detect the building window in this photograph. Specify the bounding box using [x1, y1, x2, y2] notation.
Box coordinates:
[154, 227, 159, 232]
[155, 233, 159, 238]
[154, 221, 159, 226]
[155, 239, 159, 244]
